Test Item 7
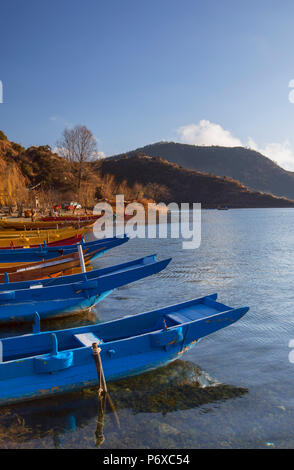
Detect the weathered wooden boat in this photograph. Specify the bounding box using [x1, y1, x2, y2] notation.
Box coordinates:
[0, 251, 98, 283]
[0, 227, 89, 248]
[0, 237, 129, 282]
[0, 226, 89, 239]
[0, 234, 83, 249]
[41, 215, 100, 223]
[0, 294, 249, 405]
[0, 219, 94, 231]
[0, 255, 171, 323]
[0, 237, 128, 264]
[0, 252, 150, 292]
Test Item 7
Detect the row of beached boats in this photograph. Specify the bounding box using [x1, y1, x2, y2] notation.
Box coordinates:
[0, 215, 249, 406]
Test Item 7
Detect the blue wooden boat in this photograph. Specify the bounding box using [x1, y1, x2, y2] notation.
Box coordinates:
[0, 236, 129, 264]
[0, 254, 161, 291]
[0, 294, 249, 406]
[0, 255, 171, 323]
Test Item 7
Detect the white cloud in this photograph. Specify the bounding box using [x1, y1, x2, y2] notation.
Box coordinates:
[94, 151, 106, 159]
[248, 138, 294, 171]
[177, 119, 242, 147]
[49, 115, 72, 127]
[53, 146, 68, 156]
[177, 119, 294, 171]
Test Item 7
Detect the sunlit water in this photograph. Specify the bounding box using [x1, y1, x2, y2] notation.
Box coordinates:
[1, 208, 294, 449]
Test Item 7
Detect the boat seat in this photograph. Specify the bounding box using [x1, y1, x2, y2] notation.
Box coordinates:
[74, 332, 103, 348]
[165, 312, 190, 325]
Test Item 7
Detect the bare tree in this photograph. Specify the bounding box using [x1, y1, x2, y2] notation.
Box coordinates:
[57, 125, 98, 191]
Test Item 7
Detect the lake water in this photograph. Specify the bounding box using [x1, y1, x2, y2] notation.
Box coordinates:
[1, 208, 294, 449]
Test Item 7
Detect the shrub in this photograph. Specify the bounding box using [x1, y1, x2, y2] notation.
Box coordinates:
[0, 131, 7, 141]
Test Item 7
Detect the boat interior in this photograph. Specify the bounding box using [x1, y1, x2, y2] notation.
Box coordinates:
[0, 295, 233, 363]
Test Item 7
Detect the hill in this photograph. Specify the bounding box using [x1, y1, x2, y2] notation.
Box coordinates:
[0, 132, 73, 192]
[0, 131, 100, 208]
[98, 154, 294, 208]
[109, 142, 294, 200]
[1, 130, 294, 209]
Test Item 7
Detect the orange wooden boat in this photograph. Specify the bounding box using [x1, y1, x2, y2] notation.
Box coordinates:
[0, 227, 89, 248]
[0, 219, 94, 231]
[41, 215, 100, 222]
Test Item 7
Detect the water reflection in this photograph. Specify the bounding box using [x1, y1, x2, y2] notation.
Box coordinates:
[95, 395, 106, 447]
[0, 360, 247, 448]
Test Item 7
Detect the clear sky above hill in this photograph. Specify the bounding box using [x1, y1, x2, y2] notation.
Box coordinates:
[1, 0, 294, 168]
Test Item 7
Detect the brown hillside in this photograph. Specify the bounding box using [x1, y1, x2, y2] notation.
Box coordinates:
[98, 155, 294, 208]
[109, 142, 294, 200]
[1, 130, 294, 209]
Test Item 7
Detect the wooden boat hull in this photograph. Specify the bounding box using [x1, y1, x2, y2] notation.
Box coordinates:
[0, 234, 83, 250]
[41, 215, 100, 222]
[0, 228, 89, 247]
[0, 236, 128, 263]
[0, 220, 94, 231]
[0, 294, 249, 405]
[0, 251, 97, 283]
[0, 228, 88, 237]
[0, 255, 171, 323]
[0, 251, 149, 292]
[0, 238, 126, 278]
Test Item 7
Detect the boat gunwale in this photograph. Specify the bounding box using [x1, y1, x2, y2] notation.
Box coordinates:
[0, 295, 249, 364]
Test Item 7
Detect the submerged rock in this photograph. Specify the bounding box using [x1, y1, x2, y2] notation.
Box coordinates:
[0, 360, 248, 447]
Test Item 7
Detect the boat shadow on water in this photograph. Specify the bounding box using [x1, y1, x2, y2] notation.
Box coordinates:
[0, 360, 248, 449]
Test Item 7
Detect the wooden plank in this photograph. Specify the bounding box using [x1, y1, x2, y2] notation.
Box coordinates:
[75, 333, 101, 347]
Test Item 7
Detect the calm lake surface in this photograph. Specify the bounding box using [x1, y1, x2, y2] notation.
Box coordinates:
[2, 208, 294, 449]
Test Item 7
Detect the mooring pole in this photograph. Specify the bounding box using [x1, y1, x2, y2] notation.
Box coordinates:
[92, 343, 120, 428]
[77, 244, 86, 273]
[92, 342, 104, 397]
[95, 395, 106, 447]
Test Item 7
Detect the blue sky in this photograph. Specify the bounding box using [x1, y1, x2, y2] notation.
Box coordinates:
[1, 0, 294, 168]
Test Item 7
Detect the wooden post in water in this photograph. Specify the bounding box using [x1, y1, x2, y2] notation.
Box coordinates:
[92, 342, 120, 428]
[95, 395, 106, 446]
[92, 342, 104, 397]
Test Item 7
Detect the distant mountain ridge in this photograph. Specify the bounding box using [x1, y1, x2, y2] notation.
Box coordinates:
[109, 142, 294, 200]
[99, 154, 294, 208]
[1, 129, 294, 209]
